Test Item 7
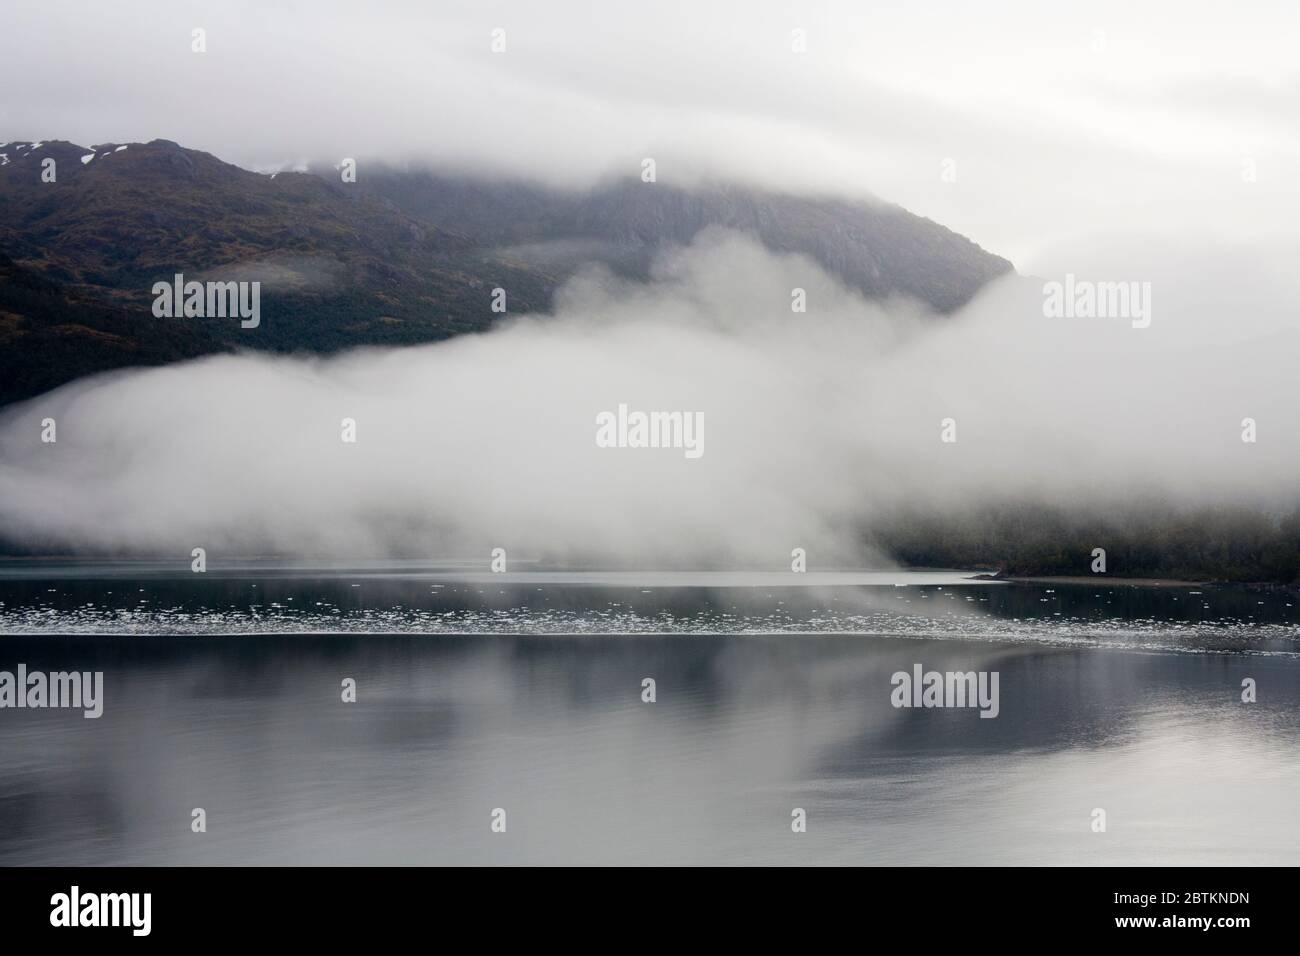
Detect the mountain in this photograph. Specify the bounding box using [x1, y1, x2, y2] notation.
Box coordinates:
[0, 138, 1013, 406]
[354, 169, 1012, 313]
[0, 140, 555, 387]
[0, 250, 223, 405]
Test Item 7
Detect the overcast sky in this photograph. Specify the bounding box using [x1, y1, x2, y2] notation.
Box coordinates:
[2, 0, 1297, 269]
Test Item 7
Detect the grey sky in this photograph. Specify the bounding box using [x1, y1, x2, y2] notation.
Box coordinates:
[2, 0, 1297, 268]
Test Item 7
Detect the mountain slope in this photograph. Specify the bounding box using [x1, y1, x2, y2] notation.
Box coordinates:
[0, 140, 556, 350]
[0, 250, 224, 406]
[356, 169, 1013, 313]
[0, 139, 1013, 406]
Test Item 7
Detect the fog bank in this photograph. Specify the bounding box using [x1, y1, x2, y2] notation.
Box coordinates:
[0, 229, 1296, 565]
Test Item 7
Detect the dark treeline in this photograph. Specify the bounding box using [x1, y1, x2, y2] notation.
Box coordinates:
[874, 500, 1300, 584]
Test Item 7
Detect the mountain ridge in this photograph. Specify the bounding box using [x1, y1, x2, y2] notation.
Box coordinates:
[0, 138, 1014, 406]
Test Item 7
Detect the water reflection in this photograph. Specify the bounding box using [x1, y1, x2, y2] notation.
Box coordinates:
[0, 630, 1296, 865]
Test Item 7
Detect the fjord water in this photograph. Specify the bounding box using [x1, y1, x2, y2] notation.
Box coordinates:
[0, 565, 1297, 865]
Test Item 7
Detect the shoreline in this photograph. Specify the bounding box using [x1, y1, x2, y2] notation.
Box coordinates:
[972, 573, 1297, 591]
[0, 556, 1294, 590]
[1018, 576, 1203, 587]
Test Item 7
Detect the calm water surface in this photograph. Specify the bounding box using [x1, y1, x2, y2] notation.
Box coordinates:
[1, 564, 1297, 865]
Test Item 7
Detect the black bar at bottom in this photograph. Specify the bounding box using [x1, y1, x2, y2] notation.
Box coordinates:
[0, 866, 1278, 941]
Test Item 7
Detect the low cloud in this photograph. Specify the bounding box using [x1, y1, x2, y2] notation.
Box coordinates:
[0, 229, 1296, 565]
[2, 0, 1296, 264]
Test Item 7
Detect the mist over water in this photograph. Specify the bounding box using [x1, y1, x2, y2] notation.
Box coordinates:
[0, 228, 1297, 564]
